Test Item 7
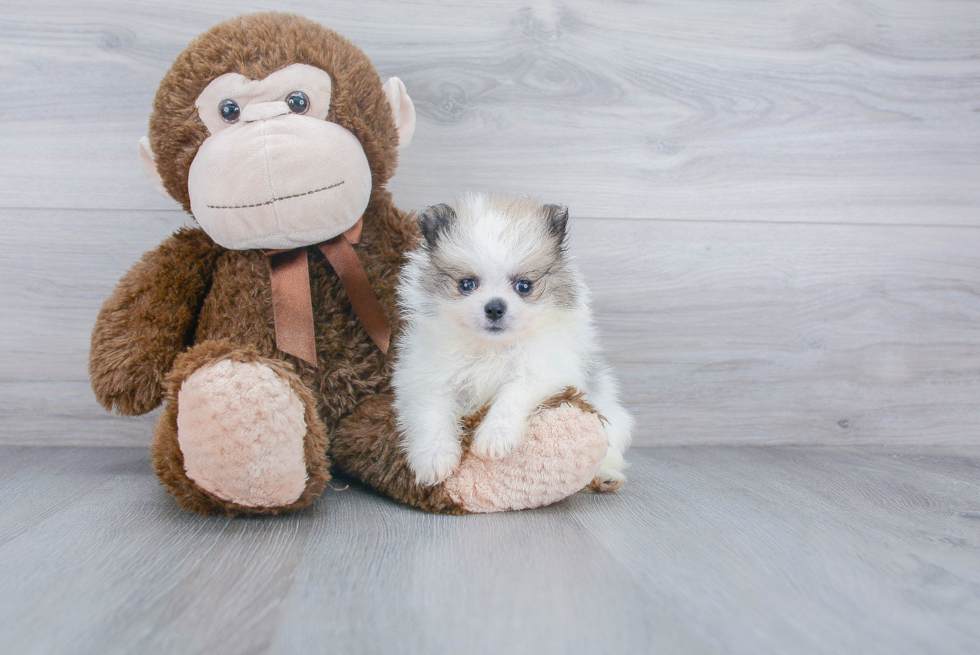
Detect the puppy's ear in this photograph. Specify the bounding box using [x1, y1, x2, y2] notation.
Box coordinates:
[542, 204, 569, 242]
[418, 204, 457, 248]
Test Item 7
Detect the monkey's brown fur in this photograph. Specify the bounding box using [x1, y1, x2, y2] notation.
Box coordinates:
[91, 13, 604, 516]
[91, 12, 419, 515]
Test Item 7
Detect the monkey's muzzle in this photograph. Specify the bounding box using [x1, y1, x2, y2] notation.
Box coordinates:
[187, 114, 372, 251]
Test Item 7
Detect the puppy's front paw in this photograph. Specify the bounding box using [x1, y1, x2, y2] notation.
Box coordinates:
[407, 441, 462, 487]
[471, 416, 524, 460]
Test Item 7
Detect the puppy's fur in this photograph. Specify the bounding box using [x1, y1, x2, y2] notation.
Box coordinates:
[393, 192, 633, 487]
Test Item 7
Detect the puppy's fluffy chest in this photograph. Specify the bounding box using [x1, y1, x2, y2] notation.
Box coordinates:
[425, 326, 586, 416]
[438, 344, 527, 415]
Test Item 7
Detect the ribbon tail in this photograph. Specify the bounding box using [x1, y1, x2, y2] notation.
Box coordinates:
[268, 249, 318, 365]
[318, 237, 391, 354]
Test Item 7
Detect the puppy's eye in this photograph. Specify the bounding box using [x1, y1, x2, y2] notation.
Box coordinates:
[219, 99, 241, 123]
[285, 91, 310, 114]
[458, 278, 479, 294]
[515, 279, 533, 296]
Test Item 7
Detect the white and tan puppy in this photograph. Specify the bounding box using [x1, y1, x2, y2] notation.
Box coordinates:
[393, 192, 633, 488]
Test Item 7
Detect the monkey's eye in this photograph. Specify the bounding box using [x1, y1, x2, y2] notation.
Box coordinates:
[219, 99, 241, 123]
[515, 279, 533, 296]
[285, 91, 310, 114]
[458, 278, 479, 294]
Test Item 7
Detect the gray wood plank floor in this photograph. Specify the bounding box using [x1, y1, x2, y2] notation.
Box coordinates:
[1, 445, 977, 655]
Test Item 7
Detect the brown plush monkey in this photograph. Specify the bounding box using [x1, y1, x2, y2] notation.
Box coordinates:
[90, 12, 608, 516]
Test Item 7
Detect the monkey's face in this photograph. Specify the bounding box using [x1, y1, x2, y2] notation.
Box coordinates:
[186, 63, 372, 250]
[140, 14, 416, 245]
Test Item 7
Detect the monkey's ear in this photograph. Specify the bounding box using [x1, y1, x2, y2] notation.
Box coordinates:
[383, 77, 416, 149]
[542, 204, 569, 242]
[417, 204, 456, 248]
[137, 136, 170, 198]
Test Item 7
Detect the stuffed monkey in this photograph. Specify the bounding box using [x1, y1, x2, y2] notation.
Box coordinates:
[90, 12, 609, 516]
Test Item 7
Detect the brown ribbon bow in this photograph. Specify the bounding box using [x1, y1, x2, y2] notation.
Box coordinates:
[266, 218, 390, 364]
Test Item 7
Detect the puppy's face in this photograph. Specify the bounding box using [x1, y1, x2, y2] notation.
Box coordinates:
[415, 194, 578, 344]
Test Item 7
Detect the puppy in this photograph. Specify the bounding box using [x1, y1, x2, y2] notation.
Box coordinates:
[392, 192, 634, 488]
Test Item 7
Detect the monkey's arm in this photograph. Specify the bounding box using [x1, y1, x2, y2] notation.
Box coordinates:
[90, 227, 222, 415]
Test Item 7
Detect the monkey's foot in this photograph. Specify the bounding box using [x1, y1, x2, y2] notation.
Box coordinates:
[152, 341, 329, 515]
[444, 391, 608, 513]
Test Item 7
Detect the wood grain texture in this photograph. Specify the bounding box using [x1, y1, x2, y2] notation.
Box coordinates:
[266, 471, 699, 655]
[575, 218, 980, 445]
[0, 0, 977, 223]
[576, 446, 980, 654]
[3, 208, 978, 446]
[2, 2, 978, 446]
[2, 4, 977, 651]
[0, 381, 160, 446]
[0, 445, 977, 654]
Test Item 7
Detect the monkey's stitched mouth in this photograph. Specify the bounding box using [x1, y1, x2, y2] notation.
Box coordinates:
[206, 180, 345, 209]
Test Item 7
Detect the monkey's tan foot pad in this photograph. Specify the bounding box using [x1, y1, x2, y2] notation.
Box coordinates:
[443, 402, 607, 513]
[176, 359, 311, 508]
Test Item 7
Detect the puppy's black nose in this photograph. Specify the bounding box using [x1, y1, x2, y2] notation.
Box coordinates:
[484, 298, 507, 322]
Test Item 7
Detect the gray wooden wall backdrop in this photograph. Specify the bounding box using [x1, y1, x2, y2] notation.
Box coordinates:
[1, 0, 978, 446]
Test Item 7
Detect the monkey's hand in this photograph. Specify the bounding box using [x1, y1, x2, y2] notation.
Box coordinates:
[90, 227, 221, 415]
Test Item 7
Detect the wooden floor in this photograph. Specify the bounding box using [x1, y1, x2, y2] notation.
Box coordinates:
[1, 445, 977, 655]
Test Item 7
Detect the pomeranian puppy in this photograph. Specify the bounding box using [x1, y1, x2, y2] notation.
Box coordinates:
[392, 192, 634, 488]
